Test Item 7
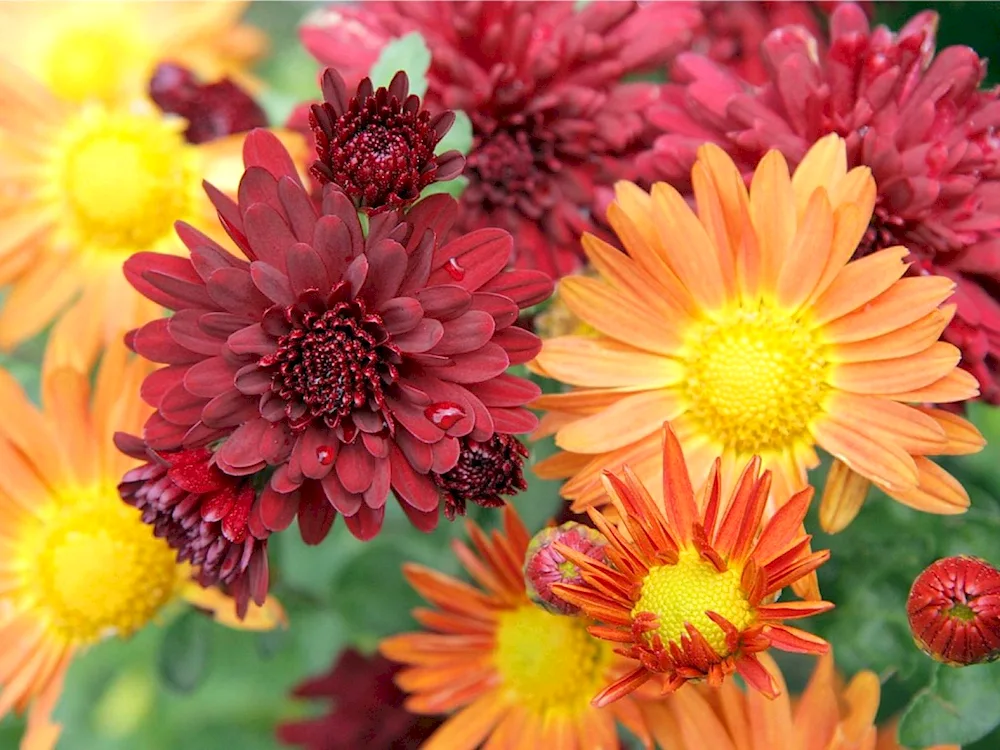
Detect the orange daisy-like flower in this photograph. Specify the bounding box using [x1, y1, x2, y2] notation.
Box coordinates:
[0, 60, 302, 359]
[554, 426, 833, 703]
[0, 342, 283, 750]
[643, 652, 958, 750]
[380, 506, 661, 750]
[533, 133, 985, 531]
[0, 1, 265, 105]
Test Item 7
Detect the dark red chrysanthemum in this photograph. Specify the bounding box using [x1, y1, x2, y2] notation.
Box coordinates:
[907, 555, 1000, 666]
[277, 648, 443, 750]
[523, 521, 608, 616]
[642, 2, 1000, 403]
[301, 1, 702, 278]
[308, 68, 464, 212]
[123, 129, 552, 544]
[115, 433, 268, 617]
[148, 62, 267, 145]
[433, 433, 528, 521]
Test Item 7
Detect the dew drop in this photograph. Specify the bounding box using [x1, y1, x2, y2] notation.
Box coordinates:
[445, 257, 465, 281]
[424, 401, 466, 430]
[316, 445, 335, 465]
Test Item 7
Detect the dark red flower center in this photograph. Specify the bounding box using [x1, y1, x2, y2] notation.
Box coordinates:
[310, 90, 439, 211]
[435, 434, 528, 520]
[466, 130, 553, 207]
[855, 196, 910, 259]
[259, 300, 400, 431]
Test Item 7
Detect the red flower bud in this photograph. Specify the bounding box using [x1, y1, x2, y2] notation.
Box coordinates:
[523, 522, 608, 616]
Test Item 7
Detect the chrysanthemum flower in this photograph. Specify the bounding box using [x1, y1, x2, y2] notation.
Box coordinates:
[524, 522, 609, 616]
[277, 648, 443, 750]
[116, 440, 269, 619]
[0, 344, 280, 749]
[381, 505, 664, 749]
[125, 128, 551, 543]
[907, 555, 1000, 667]
[532, 134, 985, 531]
[435, 434, 528, 521]
[554, 426, 832, 702]
[308, 68, 464, 213]
[301, 1, 701, 277]
[0, 0, 264, 105]
[644, 652, 958, 750]
[149, 62, 267, 145]
[0, 60, 296, 357]
[644, 3, 1000, 403]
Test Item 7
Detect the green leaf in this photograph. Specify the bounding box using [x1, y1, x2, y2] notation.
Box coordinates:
[158, 611, 212, 693]
[436, 110, 473, 156]
[420, 175, 469, 200]
[369, 32, 431, 98]
[898, 662, 1000, 747]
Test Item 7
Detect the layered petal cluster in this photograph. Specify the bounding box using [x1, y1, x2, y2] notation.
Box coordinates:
[555, 426, 832, 703]
[645, 652, 958, 750]
[0, 343, 274, 750]
[0, 0, 264, 105]
[0, 58, 298, 358]
[434, 433, 528, 521]
[644, 2, 1000, 402]
[533, 134, 984, 532]
[380, 506, 663, 750]
[308, 68, 464, 212]
[125, 130, 551, 543]
[149, 62, 267, 145]
[117, 440, 269, 618]
[302, 1, 702, 277]
[277, 648, 442, 750]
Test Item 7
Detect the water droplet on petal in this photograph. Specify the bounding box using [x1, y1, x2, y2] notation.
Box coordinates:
[445, 257, 465, 281]
[316, 445, 334, 465]
[424, 401, 466, 430]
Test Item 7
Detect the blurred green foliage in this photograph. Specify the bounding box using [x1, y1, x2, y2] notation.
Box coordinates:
[3, 2, 1000, 748]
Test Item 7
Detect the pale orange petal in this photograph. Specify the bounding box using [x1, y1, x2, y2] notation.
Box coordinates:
[0, 255, 82, 350]
[914, 408, 986, 456]
[790, 653, 840, 750]
[555, 389, 683, 454]
[881, 457, 970, 515]
[774, 188, 833, 310]
[828, 342, 961, 395]
[536, 337, 683, 389]
[880, 368, 979, 403]
[420, 691, 508, 750]
[830, 307, 952, 363]
[749, 150, 795, 297]
[691, 159, 738, 297]
[813, 412, 919, 491]
[819, 459, 872, 534]
[790, 133, 847, 216]
[840, 670, 881, 744]
[669, 686, 740, 750]
[826, 393, 946, 454]
[821, 276, 955, 344]
[810, 246, 910, 326]
[533, 387, 638, 416]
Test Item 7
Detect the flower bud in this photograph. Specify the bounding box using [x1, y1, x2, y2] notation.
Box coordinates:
[524, 522, 608, 615]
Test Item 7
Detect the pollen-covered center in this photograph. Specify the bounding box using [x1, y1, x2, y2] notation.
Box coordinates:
[19, 485, 179, 644]
[258, 298, 401, 431]
[681, 305, 829, 455]
[633, 549, 755, 657]
[50, 108, 196, 253]
[495, 604, 612, 716]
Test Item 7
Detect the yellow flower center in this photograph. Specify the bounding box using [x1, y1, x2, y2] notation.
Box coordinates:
[681, 305, 829, 456]
[494, 604, 612, 717]
[47, 107, 198, 255]
[17, 485, 180, 644]
[632, 549, 755, 656]
[43, 22, 147, 104]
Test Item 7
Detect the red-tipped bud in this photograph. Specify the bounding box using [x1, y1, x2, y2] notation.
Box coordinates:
[524, 522, 608, 615]
[907, 555, 1000, 666]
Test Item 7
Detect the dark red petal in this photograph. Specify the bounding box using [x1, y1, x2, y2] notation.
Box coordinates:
[428, 229, 512, 291]
[215, 419, 269, 473]
[493, 325, 542, 365]
[395, 428, 434, 473]
[243, 128, 304, 188]
[167, 310, 223, 356]
[490, 407, 539, 434]
[467, 373, 541, 407]
[335, 440, 375, 494]
[403, 194, 457, 253]
[124, 252, 206, 310]
[472, 292, 519, 328]
[184, 357, 238, 398]
[480, 269, 554, 307]
[362, 458, 391, 509]
[201, 486, 237, 523]
[363, 240, 408, 306]
[206, 268, 272, 317]
[343, 504, 385, 541]
[297, 481, 337, 545]
[286, 243, 330, 298]
[201, 389, 256, 429]
[432, 311, 496, 356]
[393, 318, 444, 353]
[141, 364, 187, 406]
[414, 285, 472, 320]
[386, 397, 445, 444]
[379, 297, 423, 334]
[390, 446, 440, 512]
[429, 436, 461, 474]
[277, 177, 318, 242]
[144, 411, 189, 451]
[435, 343, 510, 383]
[238, 166, 281, 215]
[132, 319, 203, 365]
[159, 382, 208, 426]
[227, 324, 278, 356]
[321, 473, 363, 515]
[396, 495, 439, 533]
[198, 312, 249, 339]
[297, 428, 338, 480]
[250, 261, 296, 306]
[312, 215, 354, 281]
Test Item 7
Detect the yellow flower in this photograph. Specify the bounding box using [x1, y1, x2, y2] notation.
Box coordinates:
[0, 0, 265, 105]
[640, 652, 958, 750]
[0, 342, 283, 750]
[532, 134, 985, 532]
[0, 59, 304, 360]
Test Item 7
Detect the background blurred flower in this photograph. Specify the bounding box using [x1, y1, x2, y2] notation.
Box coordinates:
[0, 0, 264, 105]
[277, 648, 442, 750]
[0, 343, 274, 750]
[380, 505, 661, 749]
[125, 129, 551, 544]
[532, 135, 984, 533]
[555, 426, 832, 703]
[307, 68, 464, 212]
[907, 555, 1000, 666]
[301, 1, 702, 277]
[644, 2, 1000, 404]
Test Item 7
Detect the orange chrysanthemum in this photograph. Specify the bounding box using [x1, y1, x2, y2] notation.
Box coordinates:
[380, 506, 662, 750]
[0, 1, 265, 106]
[642, 652, 958, 750]
[554, 426, 832, 703]
[532, 133, 985, 532]
[0, 60, 304, 359]
[0, 343, 282, 750]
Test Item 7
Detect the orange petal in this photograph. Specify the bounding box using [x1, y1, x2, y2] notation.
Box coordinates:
[420, 691, 508, 750]
[830, 306, 952, 363]
[825, 393, 946, 454]
[661, 424, 698, 544]
[881, 456, 970, 515]
[810, 246, 910, 325]
[691, 160, 738, 297]
[536, 336, 683, 389]
[556, 390, 683, 454]
[774, 188, 833, 310]
[791, 133, 847, 215]
[749, 150, 795, 297]
[813, 412, 919, 491]
[914, 408, 986, 456]
[821, 276, 956, 344]
[0, 254, 81, 350]
[819, 459, 872, 534]
[532, 450, 592, 481]
[828, 342, 962, 395]
[840, 670, 881, 744]
[881, 367, 979, 403]
[668, 684, 740, 750]
[533, 387, 637, 416]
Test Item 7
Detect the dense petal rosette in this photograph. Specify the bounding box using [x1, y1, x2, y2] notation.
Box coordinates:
[125, 129, 551, 543]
